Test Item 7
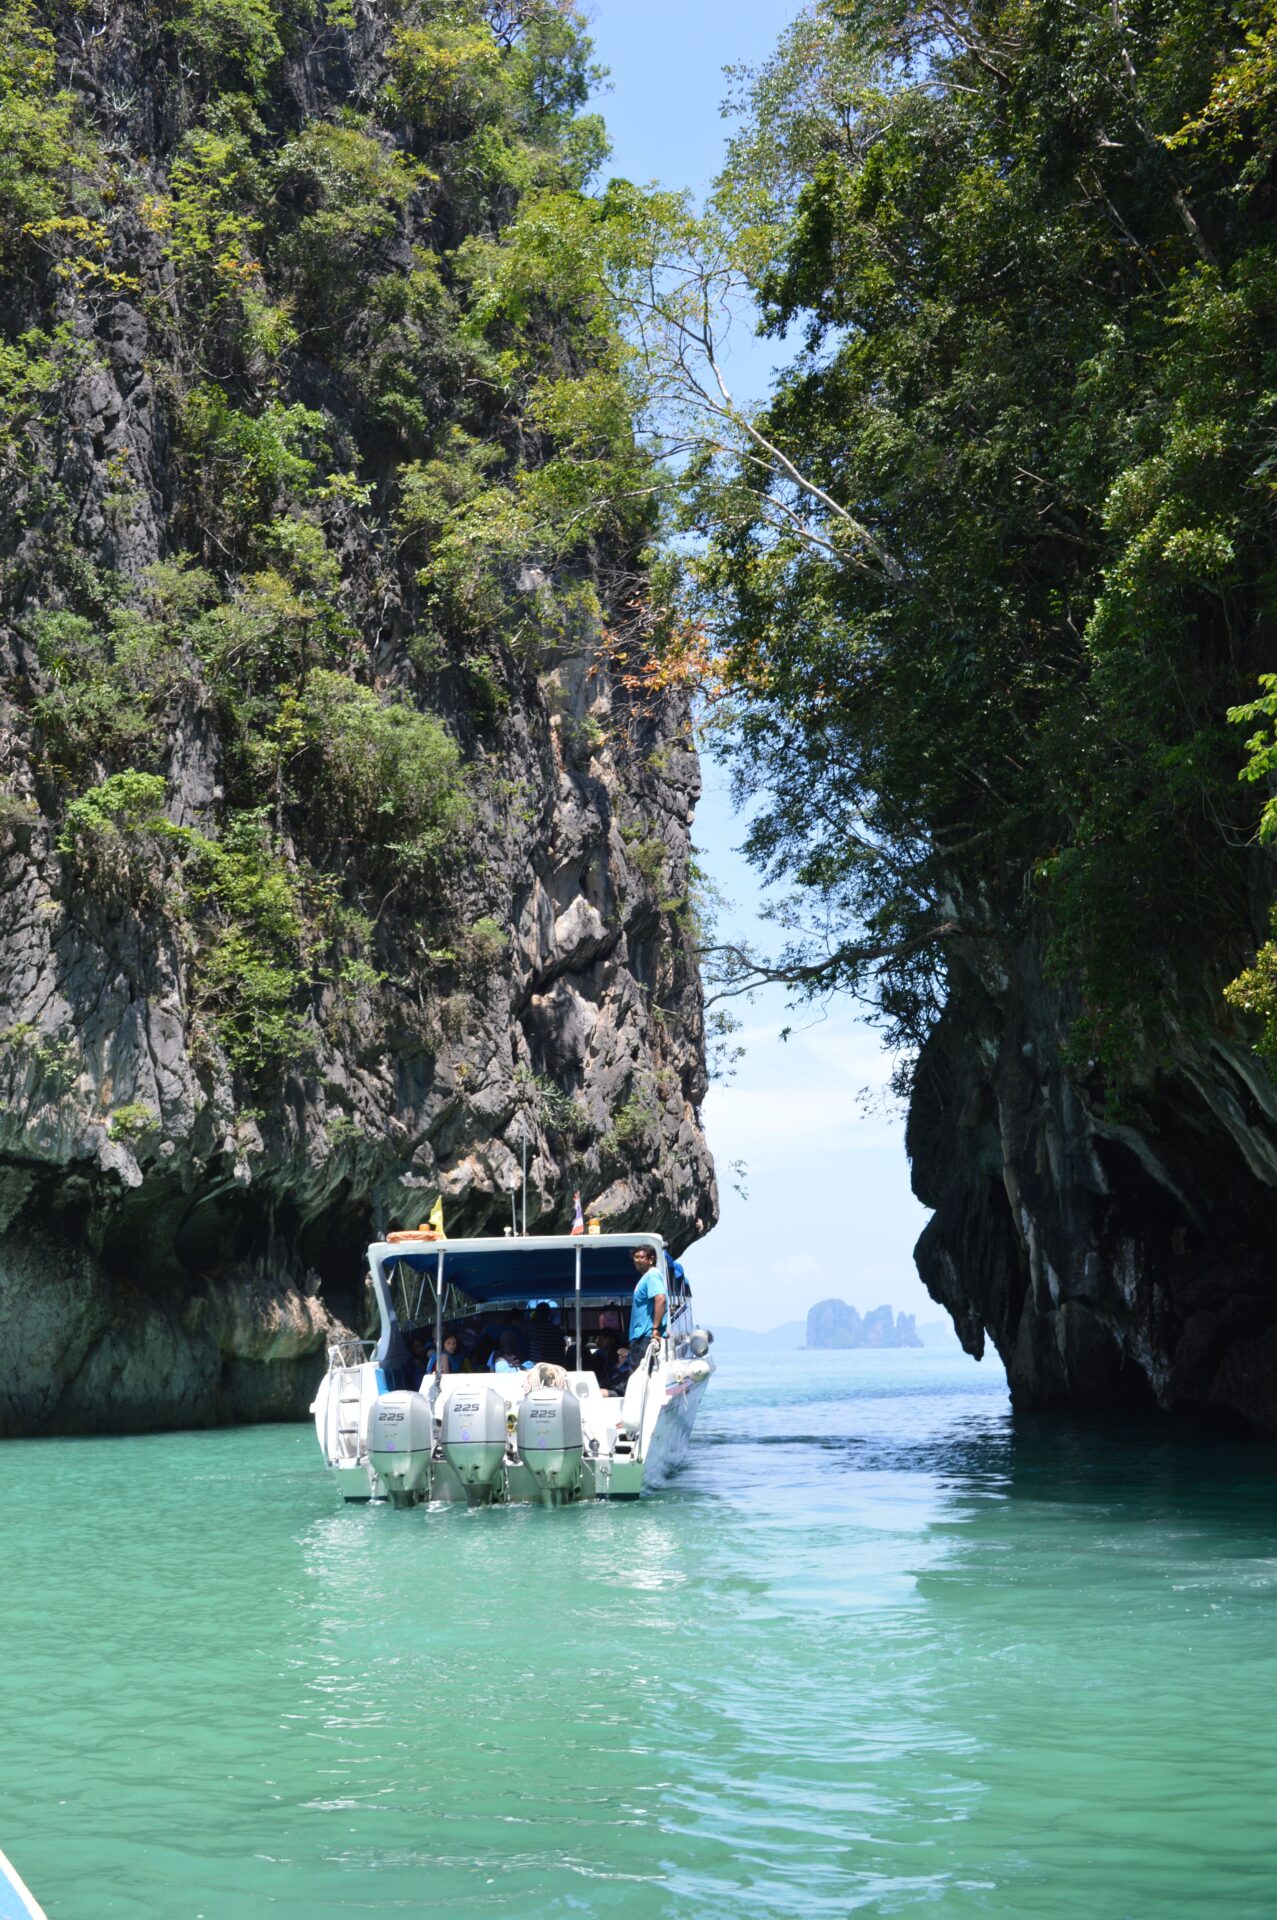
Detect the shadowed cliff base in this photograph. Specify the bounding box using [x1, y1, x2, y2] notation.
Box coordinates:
[909, 959, 1277, 1435]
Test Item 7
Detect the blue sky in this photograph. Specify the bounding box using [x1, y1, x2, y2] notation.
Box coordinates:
[586, 2, 936, 1332]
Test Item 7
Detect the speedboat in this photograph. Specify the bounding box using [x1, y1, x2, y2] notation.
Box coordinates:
[311, 1232, 715, 1505]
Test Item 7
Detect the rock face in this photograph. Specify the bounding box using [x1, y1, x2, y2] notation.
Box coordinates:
[0, 5, 717, 1434]
[908, 923, 1277, 1432]
[0, 690, 717, 1435]
[805, 1299, 921, 1350]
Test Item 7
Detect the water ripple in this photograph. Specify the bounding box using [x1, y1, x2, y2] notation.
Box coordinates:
[2, 1350, 1276, 1915]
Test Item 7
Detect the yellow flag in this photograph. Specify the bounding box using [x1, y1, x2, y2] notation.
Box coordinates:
[428, 1195, 445, 1237]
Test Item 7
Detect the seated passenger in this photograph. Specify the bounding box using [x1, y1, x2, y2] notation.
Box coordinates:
[610, 1343, 634, 1394]
[479, 1314, 506, 1355]
[528, 1301, 566, 1365]
[433, 1331, 460, 1375]
[406, 1332, 429, 1388]
[500, 1308, 531, 1362]
[492, 1330, 532, 1372]
[588, 1327, 618, 1389]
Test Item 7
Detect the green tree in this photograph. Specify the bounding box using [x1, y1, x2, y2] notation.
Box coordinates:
[610, 0, 1277, 1089]
[290, 669, 473, 868]
[167, 0, 286, 95]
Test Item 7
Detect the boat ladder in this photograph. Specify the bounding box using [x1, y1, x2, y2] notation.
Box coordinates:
[331, 1366, 367, 1462]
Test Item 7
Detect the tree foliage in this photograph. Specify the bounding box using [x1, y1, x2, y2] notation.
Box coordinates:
[2, 0, 657, 1084]
[642, 0, 1277, 1086]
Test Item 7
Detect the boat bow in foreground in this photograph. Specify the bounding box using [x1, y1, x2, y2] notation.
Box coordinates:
[0, 1848, 49, 1920]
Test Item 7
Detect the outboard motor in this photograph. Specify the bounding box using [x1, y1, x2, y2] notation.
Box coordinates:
[516, 1389, 583, 1506]
[368, 1392, 432, 1506]
[440, 1386, 509, 1506]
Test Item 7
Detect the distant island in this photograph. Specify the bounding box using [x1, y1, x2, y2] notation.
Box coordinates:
[805, 1300, 923, 1350]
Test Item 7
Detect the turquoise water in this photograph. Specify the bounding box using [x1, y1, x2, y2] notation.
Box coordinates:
[2, 1347, 1276, 1917]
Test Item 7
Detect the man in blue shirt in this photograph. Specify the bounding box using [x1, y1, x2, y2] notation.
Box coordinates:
[629, 1246, 667, 1349]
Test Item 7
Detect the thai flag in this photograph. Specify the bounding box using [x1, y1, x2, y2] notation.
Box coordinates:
[570, 1191, 585, 1236]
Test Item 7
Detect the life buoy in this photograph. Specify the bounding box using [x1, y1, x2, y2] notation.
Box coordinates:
[386, 1226, 442, 1244]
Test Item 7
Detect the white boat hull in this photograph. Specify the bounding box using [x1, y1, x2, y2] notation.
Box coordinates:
[642, 1369, 712, 1485]
[313, 1352, 713, 1504]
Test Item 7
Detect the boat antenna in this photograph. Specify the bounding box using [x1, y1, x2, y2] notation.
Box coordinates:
[521, 1118, 528, 1237]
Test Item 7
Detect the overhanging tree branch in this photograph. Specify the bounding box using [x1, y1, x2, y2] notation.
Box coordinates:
[698, 921, 966, 1005]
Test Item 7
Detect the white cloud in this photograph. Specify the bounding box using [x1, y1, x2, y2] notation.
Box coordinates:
[703, 1082, 899, 1165]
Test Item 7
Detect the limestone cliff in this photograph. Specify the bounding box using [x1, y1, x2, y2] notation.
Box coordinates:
[908, 918, 1277, 1433]
[0, 1, 716, 1434]
[805, 1300, 920, 1350]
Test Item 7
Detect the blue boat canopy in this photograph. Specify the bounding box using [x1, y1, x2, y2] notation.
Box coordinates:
[369, 1233, 667, 1307]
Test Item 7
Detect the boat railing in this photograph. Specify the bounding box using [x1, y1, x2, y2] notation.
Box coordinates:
[326, 1336, 375, 1371]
